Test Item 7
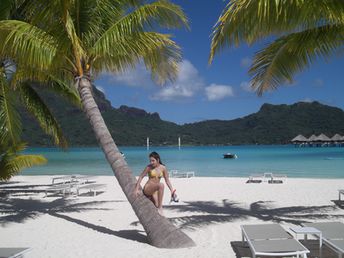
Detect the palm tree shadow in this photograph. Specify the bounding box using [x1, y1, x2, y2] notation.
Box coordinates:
[155, 199, 344, 230]
[0, 197, 147, 243]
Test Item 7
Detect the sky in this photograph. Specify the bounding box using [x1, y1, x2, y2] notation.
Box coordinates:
[95, 0, 344, 125]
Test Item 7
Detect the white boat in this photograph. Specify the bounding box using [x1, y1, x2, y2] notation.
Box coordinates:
[223, 153, 238, 159]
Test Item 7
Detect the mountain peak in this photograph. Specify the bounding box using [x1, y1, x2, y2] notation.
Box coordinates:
[118, 105, 160, 119]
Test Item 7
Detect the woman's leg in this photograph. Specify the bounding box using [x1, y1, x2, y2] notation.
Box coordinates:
[143, 182, 165, 215]
[152, 191, 158, 207]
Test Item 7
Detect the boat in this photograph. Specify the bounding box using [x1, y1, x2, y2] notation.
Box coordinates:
[223, 153, 238, 159]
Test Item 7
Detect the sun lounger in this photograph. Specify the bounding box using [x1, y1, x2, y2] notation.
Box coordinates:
[248, 174, 264, 183]
[51, 175, 73, 184]
[303, 222, 344, 258]
[339, 190, 344, 201]
[262, 173, 287, 183]
[44, 183, 75, 197]
[170, 170, 195, 178]
[0, 247, 30, 258]
[241, 224, 309, 258]
[76, 183, 106, 196]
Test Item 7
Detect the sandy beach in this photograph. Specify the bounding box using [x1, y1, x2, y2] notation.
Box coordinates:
[1, 175, 344, 258]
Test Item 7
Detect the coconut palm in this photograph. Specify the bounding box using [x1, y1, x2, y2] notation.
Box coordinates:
[210, 0, 344, 95]
[0, 59, 81, 180]
[0, 0, 194, 247]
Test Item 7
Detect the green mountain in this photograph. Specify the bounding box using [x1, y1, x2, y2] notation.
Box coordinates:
[21, 86, 344, 146]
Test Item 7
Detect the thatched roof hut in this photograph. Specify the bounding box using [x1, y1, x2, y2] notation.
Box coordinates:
[315, 133, 331, 142]
[331, 134, 343, 142]
[291, 134, 308, 142]
[308, 134, 318, 142]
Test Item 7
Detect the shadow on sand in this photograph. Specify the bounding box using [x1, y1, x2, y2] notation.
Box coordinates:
[131, 199, 344, 230]
[0, 195, 147, 244]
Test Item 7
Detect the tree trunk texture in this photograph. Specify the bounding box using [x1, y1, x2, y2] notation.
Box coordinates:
[77, 77, 195, 248]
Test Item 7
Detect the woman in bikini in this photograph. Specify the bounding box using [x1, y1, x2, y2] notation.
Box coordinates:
[134, 151, 175, 216]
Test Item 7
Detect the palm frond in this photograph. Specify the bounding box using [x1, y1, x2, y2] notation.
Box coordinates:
[0, 20, 57, 70]
[249, 24, 344, 96]
[18, 82, 68, 148]
[210, 0, 344, 63]
[91, 32, 181, 83]
[90, 0, 188, 52]
[0, 75, 21, 145]
[10, 66, 80, 107]
[0, 142, 47, 181]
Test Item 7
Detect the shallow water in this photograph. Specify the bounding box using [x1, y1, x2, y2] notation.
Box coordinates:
[22, 145, 344, 178]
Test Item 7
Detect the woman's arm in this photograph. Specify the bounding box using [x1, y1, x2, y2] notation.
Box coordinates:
[163, 167, 174, 193]
[134, 166, 149, 195]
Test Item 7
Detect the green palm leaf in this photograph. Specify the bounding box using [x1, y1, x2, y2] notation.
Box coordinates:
[249, 24, 344, 96]
[210, 0, 344, 63]
[0, 142, 47, 181]
[0, 74, 21, 145]
[92, 32, 181, 83]
[0, 20, 57, 70]
[18, 82, 68, 147]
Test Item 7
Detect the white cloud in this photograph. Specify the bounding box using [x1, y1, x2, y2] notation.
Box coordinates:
[150, 60, 204, 101]
[240, 57, 251, 68]
[240, 81, 254, 92]
[302, 98, 313, 103]
[313, 78, 324, 87]
[96, 86, 105, 93]
[104, 63, 154, 88]
[205, 84, 234, 101]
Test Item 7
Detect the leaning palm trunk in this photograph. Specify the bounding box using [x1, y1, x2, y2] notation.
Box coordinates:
[77, 77, 195, 248]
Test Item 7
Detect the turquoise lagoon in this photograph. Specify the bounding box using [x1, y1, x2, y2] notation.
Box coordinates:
[22, 145, 344, 178]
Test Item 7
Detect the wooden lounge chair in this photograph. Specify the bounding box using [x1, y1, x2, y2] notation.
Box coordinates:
[241, 224, 309, 258]
[0, 247, 30, 258]
[303, 222, 344, 258]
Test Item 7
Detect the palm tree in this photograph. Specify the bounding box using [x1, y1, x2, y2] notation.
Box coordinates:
[210, 0, 344, 95]
[0, 59, 81, 180]
[0, 0, 195, 247]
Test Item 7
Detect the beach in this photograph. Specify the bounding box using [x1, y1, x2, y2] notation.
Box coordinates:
[1, 176, 344, 258]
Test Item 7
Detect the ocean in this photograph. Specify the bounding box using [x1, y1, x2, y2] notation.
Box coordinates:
[21, 145, 344, 178]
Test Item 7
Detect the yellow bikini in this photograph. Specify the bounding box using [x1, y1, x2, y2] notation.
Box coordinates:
[148, 168, 163, 179]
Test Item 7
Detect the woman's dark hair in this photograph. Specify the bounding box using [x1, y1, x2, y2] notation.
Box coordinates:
[149, 151, 164, 165]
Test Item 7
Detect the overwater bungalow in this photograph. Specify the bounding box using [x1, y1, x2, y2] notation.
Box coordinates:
[291, 133, 344, 147]
[291, 134, 308, 147]
[331, 134, 343, 146]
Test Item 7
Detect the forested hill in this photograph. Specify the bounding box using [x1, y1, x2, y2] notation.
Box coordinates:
[21, 86, 344, 146]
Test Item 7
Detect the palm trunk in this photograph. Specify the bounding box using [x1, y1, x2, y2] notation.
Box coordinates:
[77, 77, 195, 248]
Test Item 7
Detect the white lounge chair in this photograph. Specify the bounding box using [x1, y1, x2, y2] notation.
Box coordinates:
[51, 175, 73, 184]
[0, 247, 30, 258]
[241, 224, 309, 258]
[303, 222, 344, 258]
[170, 170, 195, 178]
[75, 183, 106, 196]
[44, 183, 75, 197]
[248, 174, 264, 183]
[263, 173, 287, 183]
[339, 190, 344, 201]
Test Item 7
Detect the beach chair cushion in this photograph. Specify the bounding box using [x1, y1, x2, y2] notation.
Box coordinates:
[303, 222, 344, 239]
[242, 224, 292, 240]
[0, 247, 30, 258]
[251, 239, 308, 253]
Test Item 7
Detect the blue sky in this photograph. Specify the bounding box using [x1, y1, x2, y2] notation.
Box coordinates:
[95, 0, 344, 124]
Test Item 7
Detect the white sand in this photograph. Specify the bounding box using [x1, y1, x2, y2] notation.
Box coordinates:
[1, 175, 344, 258]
